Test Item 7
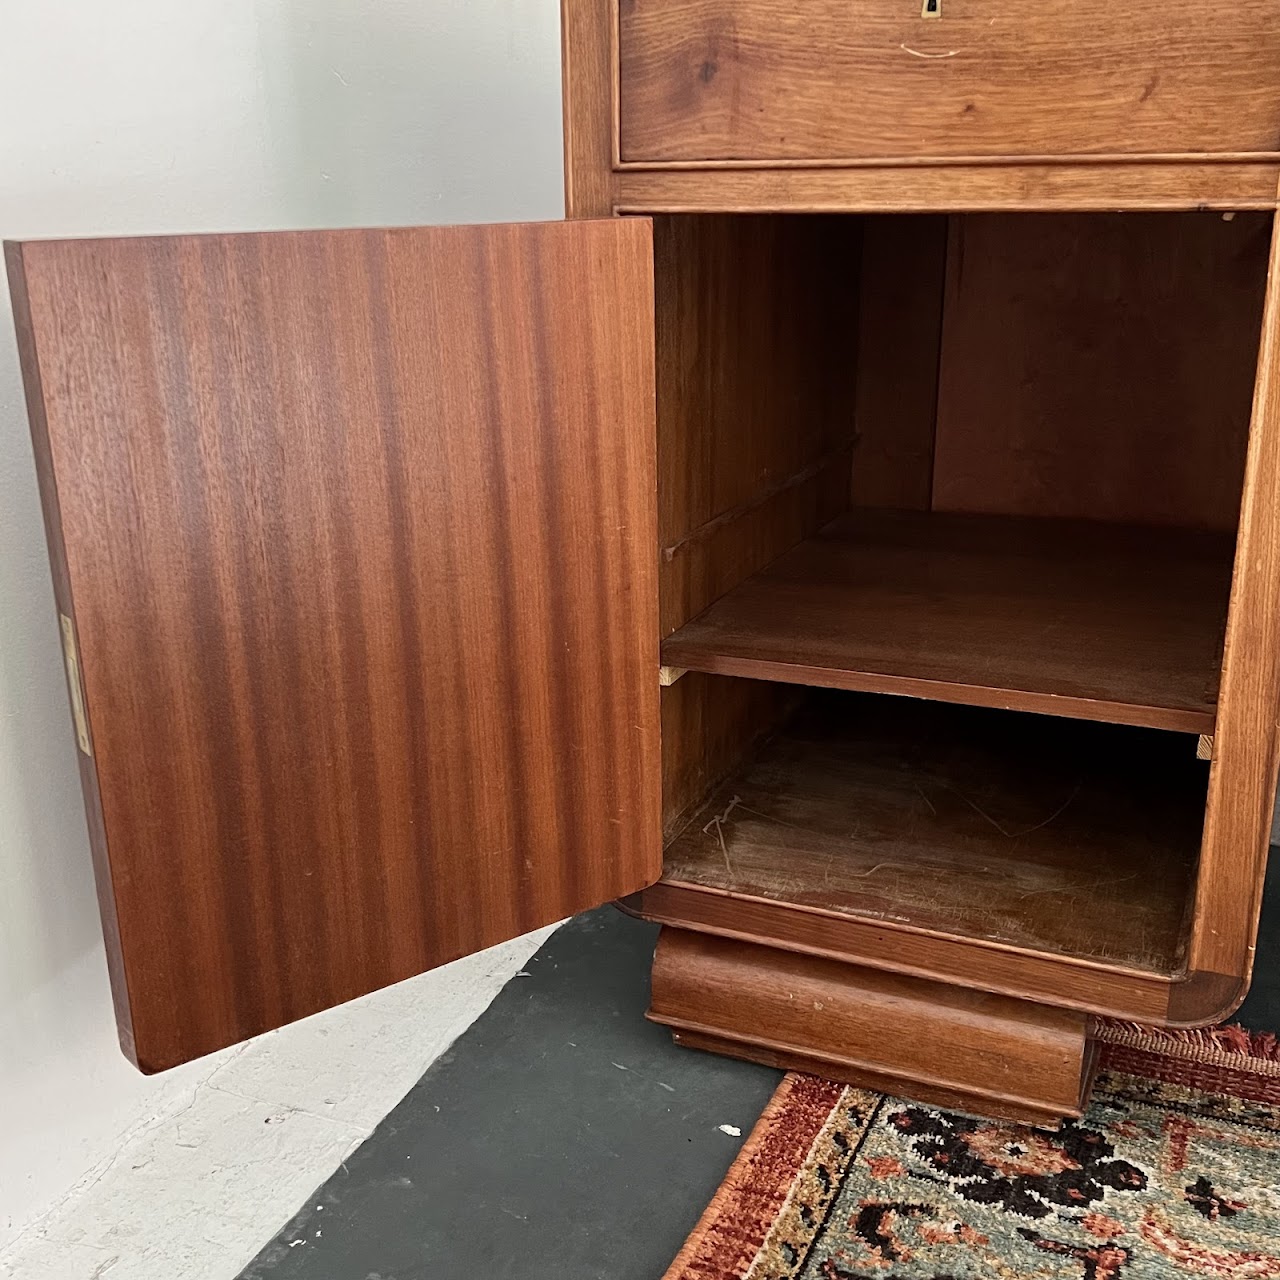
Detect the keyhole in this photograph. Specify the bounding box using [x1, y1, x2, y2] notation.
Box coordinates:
[922, 0, 941, 16]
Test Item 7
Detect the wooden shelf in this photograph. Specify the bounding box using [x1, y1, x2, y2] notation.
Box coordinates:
[661, 695, 1206, 976]
[661, 509, 1234, 733]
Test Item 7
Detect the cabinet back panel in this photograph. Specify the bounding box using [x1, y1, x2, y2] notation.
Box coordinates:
[931, 212, 1271, 530]
[8, 222, 661, 1071]
[851, 215, 949, 511]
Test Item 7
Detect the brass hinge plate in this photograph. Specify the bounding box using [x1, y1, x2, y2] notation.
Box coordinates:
[60, 612, 93, 757]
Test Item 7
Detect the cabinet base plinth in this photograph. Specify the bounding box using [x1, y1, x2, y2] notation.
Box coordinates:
[648, 928, 1097, 1128]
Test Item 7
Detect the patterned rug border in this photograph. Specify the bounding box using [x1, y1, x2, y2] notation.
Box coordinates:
[664, 1074, 848, 1280]
[663, 1024, 1280, 1280]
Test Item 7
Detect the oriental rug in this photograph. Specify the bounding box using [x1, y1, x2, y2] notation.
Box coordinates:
[663, 1024, 1280, 1280]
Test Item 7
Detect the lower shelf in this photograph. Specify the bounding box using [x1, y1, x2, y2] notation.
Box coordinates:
[650, 928, 1096, 1126]
[660, 694, 1206, 977]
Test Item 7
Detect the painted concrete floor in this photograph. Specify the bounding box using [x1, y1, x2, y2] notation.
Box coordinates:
[236, 908, 780, 1280]
[236, 847, 1280, 1280]
[8, 855, 1278, 1280]
[0, 927, 555, 1280]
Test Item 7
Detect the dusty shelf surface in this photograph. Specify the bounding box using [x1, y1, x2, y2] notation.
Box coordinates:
[662, 694, 1207, 974]
[661, 508, 1235, 733]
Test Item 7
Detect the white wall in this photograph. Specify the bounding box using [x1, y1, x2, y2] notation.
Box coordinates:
[0, 0, 564, 1257]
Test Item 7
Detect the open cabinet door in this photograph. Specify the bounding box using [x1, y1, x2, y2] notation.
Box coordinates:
[7, 220, 660, 1072]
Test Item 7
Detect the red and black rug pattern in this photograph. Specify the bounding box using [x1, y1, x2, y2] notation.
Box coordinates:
[663, 1026, 1280, 1279]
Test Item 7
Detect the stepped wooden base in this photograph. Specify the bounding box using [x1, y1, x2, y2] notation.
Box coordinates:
[648, 928, 1097, 1128]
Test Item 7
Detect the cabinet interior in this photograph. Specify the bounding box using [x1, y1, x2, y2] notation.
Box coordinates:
[654, 210, 1274, 975]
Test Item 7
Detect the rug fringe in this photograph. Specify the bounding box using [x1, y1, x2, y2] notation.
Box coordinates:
[1095, 1019, 1280, 1075]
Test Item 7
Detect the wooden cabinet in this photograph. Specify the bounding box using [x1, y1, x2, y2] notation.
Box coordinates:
[7, 1, 1280, 1122]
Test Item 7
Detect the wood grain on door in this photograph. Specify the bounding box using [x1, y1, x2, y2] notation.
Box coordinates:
[7, 220, 661, 1071]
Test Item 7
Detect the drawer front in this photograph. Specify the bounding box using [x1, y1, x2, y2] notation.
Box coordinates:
[618, 0, 1280, 164]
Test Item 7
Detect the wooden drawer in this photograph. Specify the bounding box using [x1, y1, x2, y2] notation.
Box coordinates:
[617, 0, 1280, 165]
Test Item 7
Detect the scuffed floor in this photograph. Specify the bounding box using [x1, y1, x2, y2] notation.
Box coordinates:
[0, 927, 554, 1280]
[9, 858, 1279, 1280]
[237, 853, 1280, 1280]
[236, 908, 781, 1280]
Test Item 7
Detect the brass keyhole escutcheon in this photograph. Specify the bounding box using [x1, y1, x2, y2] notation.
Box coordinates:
[922, 0, 941, 16]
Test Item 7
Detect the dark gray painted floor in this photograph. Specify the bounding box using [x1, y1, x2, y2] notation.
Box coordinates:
[237, 907, 781, 1280]
[241, 850, 1280, 1280]
[1236, 841, 1280, 1031]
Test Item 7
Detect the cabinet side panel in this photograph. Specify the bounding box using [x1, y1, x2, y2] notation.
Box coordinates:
[561, 0, 616, 217]
[1191, 209, 1280, 996]
[655, 214, 861, 635]
[661, 673, 804, 839]
[653, 214, 860, 830]
[5, 243, 137, 1064]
